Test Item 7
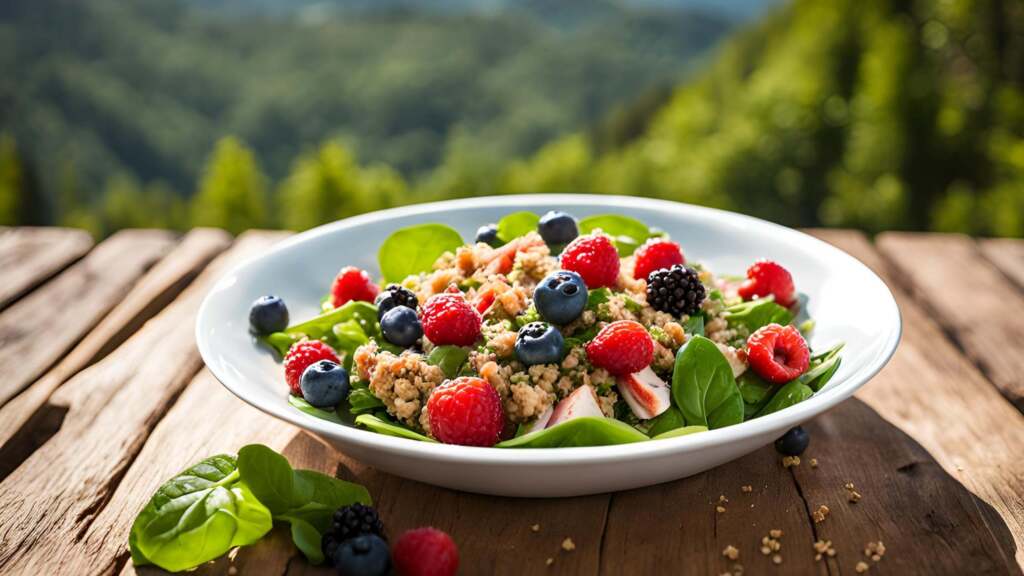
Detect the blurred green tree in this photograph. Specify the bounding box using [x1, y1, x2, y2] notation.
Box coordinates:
[191, 137, 268, 233]
[0, 134, 22, 225]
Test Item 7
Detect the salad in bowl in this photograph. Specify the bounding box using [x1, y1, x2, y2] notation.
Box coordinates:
[250, 210, 842, 449]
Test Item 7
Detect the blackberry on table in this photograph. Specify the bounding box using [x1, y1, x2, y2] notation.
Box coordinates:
[322, 503, 387, 564]
[646, 265, 706, 317]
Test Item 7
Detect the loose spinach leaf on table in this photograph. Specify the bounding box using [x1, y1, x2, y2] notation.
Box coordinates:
[355, 413, 438, 442]
[650, 425, 708, 440]
[722, 297, 793, 333]
[496, 416, 650, 448]
[128, 455, 273, 573]
[426, 345, 470, 378]
[671, 335, 744, 429]
[754, 380, 814, 417]
[497, 211, 540, 243]
[378, 223, 464, 283]
[578, 214, 654, 256]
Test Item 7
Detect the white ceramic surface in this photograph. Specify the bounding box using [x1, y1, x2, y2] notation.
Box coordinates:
[196, 194, 901, 497]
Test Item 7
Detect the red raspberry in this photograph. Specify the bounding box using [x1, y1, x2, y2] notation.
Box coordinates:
[330, 266, 380, 308]
[585, 320, 654, 375]
[737, 260, 796, 308]
[420, 293, 481, 346]
[746, 323, 809, 384]
[427, 377, 504, 446]
[392, 527, 459, 576]
[283, 340, 339, 395]
[560, 234, 620, 288]
[633, 238, 684, 280]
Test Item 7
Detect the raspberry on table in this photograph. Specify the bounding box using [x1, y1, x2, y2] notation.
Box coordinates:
[560, 233, 620, 289]
[392, 527, 459, 576]
[633, 238, 684, 281]
[426, 377, 504, 446]
[331, 266, 380, 308]
[646, 265, 706, 317]
[585, 320, 654, 375]
[283, 339, 340, 395]
[421, 292, 482, 346]
[746, 323, 809, 383]
[737, 260, 796, 308]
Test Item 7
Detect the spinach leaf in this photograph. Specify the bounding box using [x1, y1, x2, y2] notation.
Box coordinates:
[684, 314, 705, 337]
[578, 214, 654, 256]
[264, 300, 381, 364]
[736, 371, 774, 419]
[355, 413, 437, 442]
[722, 297, 793, 332]
[497, 211, 540, 243]
[650, 425, 708, 440]
[128, 455, 272, 573]
[426, 345, 470, 378]
[289, 395, 346, 425]
[496, 416, 649, 448]
[348, 383, 386, 415]
[263, 332, 301, 357]
[586, 287, 611, 310]
[514, 305, 541, 328]
[799, 342, 844, 391]
[671, 335, 744, 429]
[754, 380, 814, 417]
[283, 517, 324, 565]
[378, 223, 464, 283]
[646, 407, 685, 437]
[332, 319, 369, 371]
[563, 323, 600, 349]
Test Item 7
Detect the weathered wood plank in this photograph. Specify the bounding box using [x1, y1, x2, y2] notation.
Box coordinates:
[0, 229, 176, 408]
[979, 237, 1024, 292]
[0, 226, 94, 310]
[811, 229, 1024, 569]
[0, 229, 232, 475]
[0, 232, 287, 575]
[876, 232, 1024, 410]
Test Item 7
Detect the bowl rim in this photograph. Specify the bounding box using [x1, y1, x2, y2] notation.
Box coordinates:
[197, 194, 902, 466]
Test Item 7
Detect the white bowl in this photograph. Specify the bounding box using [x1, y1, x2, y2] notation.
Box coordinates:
[196, 194, 900, 497]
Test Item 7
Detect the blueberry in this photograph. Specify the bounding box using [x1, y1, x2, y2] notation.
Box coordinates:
[515, 322, 565, 366]
[380, 306, 423, 348]
[533, 270, 588, 325]
[332, 534, 391, 576]
[537, 210, 578, 246]
[299, 360, 349, 408]
[775, 426, 810, 456]
[374, 284, 418, 320]
[248, 295, 289, 335]
[476, 223, 500, 247]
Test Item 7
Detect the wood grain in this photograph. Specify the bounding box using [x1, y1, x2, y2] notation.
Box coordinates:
[812, 229, 1024, 569]
[0, 229, 231, 472]
[0, 232, 286, 575]
[876, 232, 1024, 410]
[0, 229, 176, 408]
[979, 238, 1024, 291]
[0, 226, 93, 310]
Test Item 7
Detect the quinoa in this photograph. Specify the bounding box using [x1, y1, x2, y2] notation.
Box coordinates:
[353, 342, 445, 431]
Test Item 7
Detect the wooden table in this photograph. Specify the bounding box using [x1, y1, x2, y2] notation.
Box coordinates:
[0, 226, 1022, 576]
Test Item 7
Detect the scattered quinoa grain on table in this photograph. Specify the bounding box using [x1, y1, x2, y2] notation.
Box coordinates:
[782, 455, 801, 468]
[741, 484, 753, 493]
[813, 504, 830, 523]
[561, 537, 576, 551]
[809, 457, 819, 468]
[722, 545, 740, 560]
[531, 523, 541, 533]
[855, 560, 871, 573]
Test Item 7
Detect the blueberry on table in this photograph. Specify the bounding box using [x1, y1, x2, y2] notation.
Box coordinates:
[248, 295, 289, 334]
[381, 306, 423, 348]
[374, 284, 418, 320]
[299, 360, 349, 408]
[775, 426, 810, 456]
[538, 210, 578, 246]
[515, 322, 565, 366]
[475, 223, 500, 246]
[533, 270, 588, 325]
[332, 534, 391, 576]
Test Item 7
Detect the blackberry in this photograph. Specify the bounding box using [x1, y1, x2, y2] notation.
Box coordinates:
[322, 503, 387, 565]
[374, 284, 418, 320]
[646, 265, 706, 317]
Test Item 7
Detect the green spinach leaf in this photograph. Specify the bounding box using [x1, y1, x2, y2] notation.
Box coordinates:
[754, 380, 814, 417]
[289, 394, 345, 425]
[736, 371, 774, 419]
[684, 314, 705, 337]
[671, 335, 744, 429]
[578, 214, 654, 256]
[799, 343, 844, 391]
[355, 413, 437, 442]
[497, 211, 540, 243]
[646, 407, 685, 437]
[426, 345, 470, 378]
[722, 297, 793, 333]
[128, 455, 272, 573]
[495, 416, 649, 448]
[650, 425, 708, 440]
[347, 383, 386, 415]
[378, 223, 464, 283]
[283, 516, 324, 565]
[586, 287, 611, 310]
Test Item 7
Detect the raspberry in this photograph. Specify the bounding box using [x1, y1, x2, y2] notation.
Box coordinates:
[331, 266, 380, 308]
[392, 527, 459, 576]
[585, 320, 654, 375]
[746, 323, 809, 384]
[646, 265, 705, 317]
[322, 503, 386, 564]
[737, 260, 796, 308]
[633, 238, 684, 281]
[426, 377, 504, 446]
[560, 234, 620, 288]
[420, 293, 481, 346]
[283, 340, 340, 395]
